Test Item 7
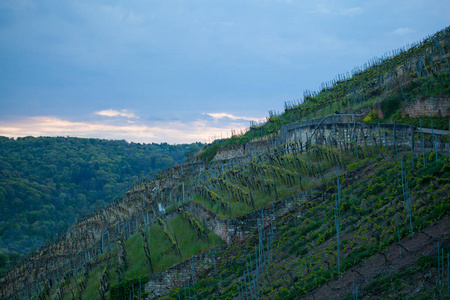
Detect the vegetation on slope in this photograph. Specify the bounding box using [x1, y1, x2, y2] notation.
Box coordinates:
[58, 214, 221, 300]
[0, 136, 200, 257]
[364, 70, 450, 128]
[191, 144, 368, 219]
[195, 26, 450, 162]
[163, 151, 450, 299]
[2, 26, 450, 300]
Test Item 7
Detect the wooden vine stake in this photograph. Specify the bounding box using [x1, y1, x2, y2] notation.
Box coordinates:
[139, 226, 153, 274]
[335, 167, 341, 275]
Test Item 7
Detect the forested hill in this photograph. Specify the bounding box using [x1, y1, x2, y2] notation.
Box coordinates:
[0, 136, 200, 256]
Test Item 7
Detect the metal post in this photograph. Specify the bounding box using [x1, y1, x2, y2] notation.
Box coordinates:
[396, 215, 401, 255]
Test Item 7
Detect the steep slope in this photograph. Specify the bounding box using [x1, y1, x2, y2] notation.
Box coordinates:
[162, 154, 449, 299]
[195, 26, 450, 162]
[1, 27, 450, 300]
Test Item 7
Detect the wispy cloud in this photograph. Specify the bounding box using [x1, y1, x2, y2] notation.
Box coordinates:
[96, 109, 137, 119]
[339, 7, 363, 16]
[307, 4, 363, 16]
[390, 27, 414, 36]
[0, 116, 249, 144]
[203, 112, 264, 122]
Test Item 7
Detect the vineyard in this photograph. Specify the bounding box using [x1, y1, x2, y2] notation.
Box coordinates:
[165, 153, 449, 299]
[1, 27, 450, 300]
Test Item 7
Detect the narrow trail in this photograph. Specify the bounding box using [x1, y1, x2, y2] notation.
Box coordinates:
[304, 216, 450, 299]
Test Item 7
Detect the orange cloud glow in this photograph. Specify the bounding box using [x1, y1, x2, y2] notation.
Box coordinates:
[0, 116, 247, 144]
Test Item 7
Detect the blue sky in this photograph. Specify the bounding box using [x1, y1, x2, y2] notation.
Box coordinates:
[0, 0, 448, 143]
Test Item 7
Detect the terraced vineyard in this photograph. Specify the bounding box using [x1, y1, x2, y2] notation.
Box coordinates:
[58, 214, 221, 300]
[159, 150, 449, 299]
[1, 26, 450, 300]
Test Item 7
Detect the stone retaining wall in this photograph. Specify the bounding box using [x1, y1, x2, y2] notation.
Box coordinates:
[145, 245, 226, 298]
[183, 166, 368, 245]
[213, 140, 268, 161]
[214, 117, 448, 162]
[402, 95, 450, 117]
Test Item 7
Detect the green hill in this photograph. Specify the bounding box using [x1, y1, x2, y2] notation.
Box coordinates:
[0, 136, 200, 257]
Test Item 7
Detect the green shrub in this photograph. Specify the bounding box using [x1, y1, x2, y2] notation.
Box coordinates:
[198, 143, 221, 162]
[417, 254, 438, 268]
[297, 248, 308, 256]
[110, 276, 148, 300]
[381, 94, 402, 119]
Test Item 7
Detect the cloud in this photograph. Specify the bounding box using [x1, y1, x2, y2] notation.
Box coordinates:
[96, 109, 137, 119]
[203, 112, 264, 122]
[307, 4, 363, 16]
[390, 27, 414, 36]
[0, 116, 249, 144]
[339, 7, 363, 16]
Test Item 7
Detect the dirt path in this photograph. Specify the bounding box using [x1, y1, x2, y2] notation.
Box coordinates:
[303, 215, 450, 299]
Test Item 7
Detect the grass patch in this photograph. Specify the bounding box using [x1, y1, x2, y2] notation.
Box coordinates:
[81, 265, 102, 300]
[124, 215, 221, 278]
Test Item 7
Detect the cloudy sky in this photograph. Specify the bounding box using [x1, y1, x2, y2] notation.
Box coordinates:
[0, 0, 448, 144]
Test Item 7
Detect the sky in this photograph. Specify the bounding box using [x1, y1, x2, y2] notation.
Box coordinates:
[0, 0, 448, 144]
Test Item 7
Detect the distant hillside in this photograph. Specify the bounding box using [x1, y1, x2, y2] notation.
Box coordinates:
[0, 136, 200, 257]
